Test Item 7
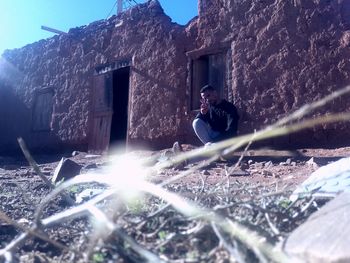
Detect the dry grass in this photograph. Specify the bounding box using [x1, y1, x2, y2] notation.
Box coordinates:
[0, 86, 350, 262]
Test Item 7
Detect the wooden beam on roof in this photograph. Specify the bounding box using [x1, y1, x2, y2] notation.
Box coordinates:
[117, 0, 123, 14]
[41, 25, 68, 35]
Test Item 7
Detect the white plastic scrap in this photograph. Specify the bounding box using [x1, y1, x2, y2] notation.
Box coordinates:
[290, 157, 350, 201]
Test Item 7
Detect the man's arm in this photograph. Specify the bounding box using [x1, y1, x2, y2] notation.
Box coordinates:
[195, 111, 210, 122]
[226, 103, 239, 135]
[195, 100, 211, 121]
[213, 103, 239, 142]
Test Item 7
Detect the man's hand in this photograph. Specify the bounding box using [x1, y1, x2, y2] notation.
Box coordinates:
[200, 99, 209, 115]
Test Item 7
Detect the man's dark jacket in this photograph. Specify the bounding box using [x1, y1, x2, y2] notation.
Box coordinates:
[196, 99, 239, 142]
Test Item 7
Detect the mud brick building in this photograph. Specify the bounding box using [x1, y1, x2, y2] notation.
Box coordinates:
[0, 0, 350, 153]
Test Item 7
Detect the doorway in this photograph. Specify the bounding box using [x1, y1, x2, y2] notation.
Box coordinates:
[191, 53, 226, 110]
[109, 66, 130, 149]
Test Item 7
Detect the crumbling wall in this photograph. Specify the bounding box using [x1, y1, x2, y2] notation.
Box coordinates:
[114, 1, 193, 147]
[1, 0, 193, 152]
[196, 0, 350, 147]
[1, 0, 350, 152]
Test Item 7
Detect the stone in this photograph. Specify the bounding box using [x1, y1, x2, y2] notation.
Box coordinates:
[306, 157, 319, 169]
[227, 168, 250, 177]
[274, 174, 281, 179]
[172, 141, 183, 154]
[156, 141, 187, 170]
[85, 154, 102, 159]
[285, 192, 350, 263]
[264, 161, 273, 168]
[201, 170, 210, 176]
[72, 151, 80, 157]
[254, 162, 264, 169]
[171, 141, 187, 170]
[262, 170, 273, 177]
[83, 163, 98, 170]
[240, 162, 249, 170]
[41, 167, 52, 175]
[52, 158, 82, 184]
[17, 218, 30, 225]
[291, 157, 350, 201]
[75, 188, 104, 204]
[2, 164, 19, 170]
[41, 167, 52, 172]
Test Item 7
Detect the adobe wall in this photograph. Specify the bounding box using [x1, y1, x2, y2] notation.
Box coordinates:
[195, 0, 350, 147]
[1, 0, 350, 153]
[0, 1, 194, 152]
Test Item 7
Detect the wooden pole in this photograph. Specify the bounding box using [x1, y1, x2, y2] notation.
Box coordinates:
[117, 0, 123, 14]
[41, 25, 68, 35]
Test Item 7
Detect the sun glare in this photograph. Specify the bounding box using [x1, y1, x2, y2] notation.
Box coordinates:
[0, 1, 14, 55]
[89, 151, 151, 202]
[107, 153, 148, 182]
[0, 57, 22, 85]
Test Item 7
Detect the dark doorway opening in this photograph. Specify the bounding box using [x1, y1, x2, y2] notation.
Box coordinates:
[110, 67, 130, 149]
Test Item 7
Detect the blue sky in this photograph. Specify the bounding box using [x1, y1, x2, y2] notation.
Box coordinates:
[0, 0, 198, 55]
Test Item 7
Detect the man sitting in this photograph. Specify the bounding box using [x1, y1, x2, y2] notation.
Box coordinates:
[192, 85, 239, 146]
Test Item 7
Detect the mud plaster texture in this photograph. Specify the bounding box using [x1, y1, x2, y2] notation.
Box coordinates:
[1, 0, 350, 153]
[194, 0, 350, 147]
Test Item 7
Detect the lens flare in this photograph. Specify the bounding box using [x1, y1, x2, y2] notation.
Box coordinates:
[90, 151, 150, 203]
[0, 56, 22, 85]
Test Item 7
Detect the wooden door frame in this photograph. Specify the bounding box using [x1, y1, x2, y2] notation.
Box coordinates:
[89, 59, 132, 153]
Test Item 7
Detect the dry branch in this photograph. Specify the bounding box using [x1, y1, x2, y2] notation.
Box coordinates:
[2, 86, 350, 262]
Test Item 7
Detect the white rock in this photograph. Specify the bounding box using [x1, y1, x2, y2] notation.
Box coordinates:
[306, 157, 319, 168]
[290, 157, 350, 201]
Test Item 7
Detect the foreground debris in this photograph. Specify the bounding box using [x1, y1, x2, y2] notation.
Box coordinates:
[52, 158, 82, 184]
[0, 147, 349, 262]
[285, 192, 350, 263]
[291, 157, 350, 201]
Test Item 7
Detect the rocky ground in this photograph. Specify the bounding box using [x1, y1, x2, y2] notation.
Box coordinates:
[0, 145, 349, 262]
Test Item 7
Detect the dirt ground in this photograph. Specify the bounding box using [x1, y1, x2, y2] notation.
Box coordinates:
[0, 145, 349, 262]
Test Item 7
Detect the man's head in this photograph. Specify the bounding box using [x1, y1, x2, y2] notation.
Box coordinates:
[200, 84, 218, 105]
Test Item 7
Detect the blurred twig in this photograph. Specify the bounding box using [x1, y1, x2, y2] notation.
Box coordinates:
[17, 137, 75, 208]
[2, 86, 350, 262]
[17, 138, 53, 188]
